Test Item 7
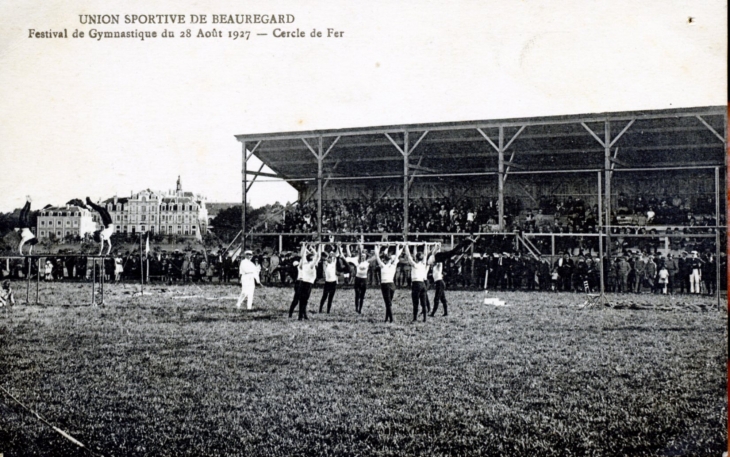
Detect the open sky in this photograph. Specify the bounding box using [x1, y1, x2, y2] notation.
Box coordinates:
[0, 0, 725, 212]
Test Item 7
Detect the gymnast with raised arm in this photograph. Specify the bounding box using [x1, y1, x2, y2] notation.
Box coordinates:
[16, 196, 38, 255]
[84, 197, 115, 255]
[374, 242, 404, 323]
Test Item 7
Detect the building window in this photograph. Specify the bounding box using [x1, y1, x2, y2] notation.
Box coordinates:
[141, 215, 146, 222]
[66, 220, 71, 227]
[116, 215, 121, 222]
[57, 221, 62, 226]
[141, 225, 146, 232]
[56, 230, 61, 236]
[73, 220, 78, 227]
[177, 226, 182, 234]
[40, 231, 45, 237]
[40, 221, 45, 226]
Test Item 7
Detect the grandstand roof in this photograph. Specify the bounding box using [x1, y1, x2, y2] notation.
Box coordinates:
[235, 106, 726, 185]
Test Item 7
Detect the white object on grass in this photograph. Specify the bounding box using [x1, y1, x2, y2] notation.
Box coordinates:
[484, 297, 507, 306]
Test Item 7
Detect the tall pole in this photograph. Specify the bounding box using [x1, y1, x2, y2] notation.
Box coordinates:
[604, 120, 612, 264]
[403, 131, 409, 240]
[317, 136, 323, 243]
[497, 126, 505, 231]
[597, 171, 605, 296]
[242, 141, 247, 252]
[36, 257, 40, 304]
[715, 166, 721, 308]
[139, 234, 143, 293]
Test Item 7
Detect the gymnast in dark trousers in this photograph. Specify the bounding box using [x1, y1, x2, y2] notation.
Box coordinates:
[84, 197, 115, 255]
[319, 244, 342, 314]
[374, 243, 403, 323]
[17, 196, 38, 255]
[345, 243, 371, 314]
[405, 242, 431, 322]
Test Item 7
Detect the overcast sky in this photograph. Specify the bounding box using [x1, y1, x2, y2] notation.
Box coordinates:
[0, 0, 726, 212]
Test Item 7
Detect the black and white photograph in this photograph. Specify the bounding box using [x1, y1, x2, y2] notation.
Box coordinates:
[0, 1, 727, 455]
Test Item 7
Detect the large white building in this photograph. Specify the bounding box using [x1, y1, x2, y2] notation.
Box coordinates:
[36, 204, 96, 240]
[103, 177, 208, 240]
[35, 177, 208, 241]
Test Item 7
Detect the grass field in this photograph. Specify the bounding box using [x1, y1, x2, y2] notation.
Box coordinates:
[0, 282, 726, 456]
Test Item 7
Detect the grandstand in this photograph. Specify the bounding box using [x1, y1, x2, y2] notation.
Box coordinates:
[235, 106, 727, 299]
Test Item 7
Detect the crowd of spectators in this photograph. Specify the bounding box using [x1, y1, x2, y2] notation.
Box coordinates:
[1, 241, 724, 297]
[265, 192, 720, 236]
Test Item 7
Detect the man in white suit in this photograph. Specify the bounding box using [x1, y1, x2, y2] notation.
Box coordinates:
[237, 250, 261, 309]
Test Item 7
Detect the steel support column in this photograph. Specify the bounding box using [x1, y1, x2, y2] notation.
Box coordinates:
[597, 171, 605, 296]
[241, 140, 247, 252]
[498, 127, 505, 231]
[317, 136, 323, 242]
[403, 131, 410, 239]
[604, 121, 612, 263]
[715, 166, 721, 308]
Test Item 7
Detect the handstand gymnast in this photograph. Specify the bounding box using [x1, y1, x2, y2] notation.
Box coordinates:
[16, 196, 38, 256]
[84, 197, 115, 255]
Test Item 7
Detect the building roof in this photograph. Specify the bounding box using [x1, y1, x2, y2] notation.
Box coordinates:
[40, 205, 90, 214]
[234, 106, 726, 186]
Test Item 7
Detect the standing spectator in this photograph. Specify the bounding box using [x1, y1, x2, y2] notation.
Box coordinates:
[665, 253, 678, 294]
[633, 254, 646, 293]
[689, 251, 703, 294]
[616, 256, 631, 293]
[236, 250, 262, 310]
[44, 260, 53, 281]
[269, 251, 280, 285]
[554, 253, 574, 292]
[658, 264, 669, 294]
[701, 253, 716, 296]
[645, 256, 657, 293]
[114, 257, 123, 282]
